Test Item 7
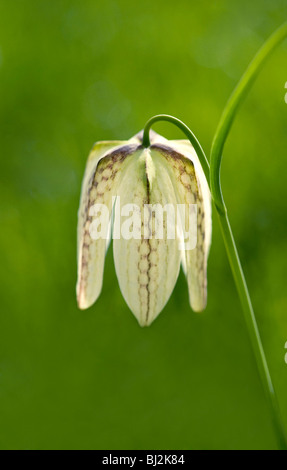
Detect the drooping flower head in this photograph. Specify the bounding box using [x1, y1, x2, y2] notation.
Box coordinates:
[77, 131, 211, 326]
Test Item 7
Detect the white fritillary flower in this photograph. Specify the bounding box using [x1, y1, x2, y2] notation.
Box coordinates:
[77, 130, 211, 326]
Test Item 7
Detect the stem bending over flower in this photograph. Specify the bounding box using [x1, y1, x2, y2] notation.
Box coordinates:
[143, 22, 287, 450]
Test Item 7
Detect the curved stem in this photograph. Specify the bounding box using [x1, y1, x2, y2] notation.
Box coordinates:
[142, 114, 210, 183]
[210, 21, 287, 213]
[143, 112, 287, 449]
[209, 22, 287, 449]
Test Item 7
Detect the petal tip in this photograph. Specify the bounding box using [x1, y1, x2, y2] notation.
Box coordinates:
[189, 296, 207, 313]
[76, 286, 92, 310]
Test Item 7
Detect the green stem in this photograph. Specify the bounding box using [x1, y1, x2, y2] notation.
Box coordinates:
[143, 22, 287, 450]
[209, 21, 287, 449]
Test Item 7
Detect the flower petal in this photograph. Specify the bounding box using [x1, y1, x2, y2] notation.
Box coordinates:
[77, 140, 138, 309]
[151, 141, 212, 312]
[113, 148, 181, 326]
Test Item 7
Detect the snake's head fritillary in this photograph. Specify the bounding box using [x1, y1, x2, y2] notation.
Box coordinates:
[77, 131, 211, 326]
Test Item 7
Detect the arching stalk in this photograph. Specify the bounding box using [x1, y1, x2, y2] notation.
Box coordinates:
[142, 21, 287, 450]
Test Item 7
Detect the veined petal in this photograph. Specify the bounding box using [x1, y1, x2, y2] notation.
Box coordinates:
[77, 140, 139, 309]
[113, 148, 181, 326]
[168, 139, 212, 263]
[77, 141, 126, 256]
[150, 141, 212, 312]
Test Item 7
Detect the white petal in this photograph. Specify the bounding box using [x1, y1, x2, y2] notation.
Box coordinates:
[77, 140, 138, 309]
[113, 148, 181, 326]
[168, 140, 212, 262]
[150, 141, 212, 312]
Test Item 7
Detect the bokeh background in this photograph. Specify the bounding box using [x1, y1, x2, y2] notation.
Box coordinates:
[0, 0, 286, 450]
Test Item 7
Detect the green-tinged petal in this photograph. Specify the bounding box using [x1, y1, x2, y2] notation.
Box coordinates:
[168, 139, 212, 261]
[77, 141, 138, 309]
[113, 147, 181, 326]
[150, 141, 212, 312]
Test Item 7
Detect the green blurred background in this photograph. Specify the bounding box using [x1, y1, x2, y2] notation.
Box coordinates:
[0, 0, 286, 450]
